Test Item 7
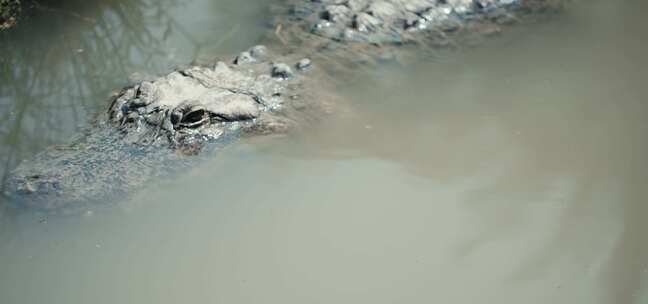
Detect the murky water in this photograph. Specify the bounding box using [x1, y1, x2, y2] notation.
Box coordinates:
[1, 0, 648, 303]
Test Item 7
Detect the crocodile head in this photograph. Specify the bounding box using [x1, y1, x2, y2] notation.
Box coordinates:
[107, 46, 305, 154]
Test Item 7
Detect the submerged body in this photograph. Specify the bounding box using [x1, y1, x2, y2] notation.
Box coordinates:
[3, 0, 563, 212]
[288, 0, 562, 43]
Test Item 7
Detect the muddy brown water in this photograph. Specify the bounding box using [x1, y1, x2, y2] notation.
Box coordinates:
[1, 0, 647, 303]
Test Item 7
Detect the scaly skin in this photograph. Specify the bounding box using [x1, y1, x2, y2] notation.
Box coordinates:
[284, 0, 563, 44]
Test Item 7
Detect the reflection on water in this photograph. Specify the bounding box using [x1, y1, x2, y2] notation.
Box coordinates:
[0, 0, 275, 190]
[1, 0, 648, 303]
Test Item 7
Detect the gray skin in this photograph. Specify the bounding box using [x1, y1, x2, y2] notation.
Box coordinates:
[3, 0, 563, 213]
[280, 0, 563, 43]
[269, 0, 564, 70]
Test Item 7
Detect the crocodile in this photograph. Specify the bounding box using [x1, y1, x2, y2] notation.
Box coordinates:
[3, 0, 564, 212]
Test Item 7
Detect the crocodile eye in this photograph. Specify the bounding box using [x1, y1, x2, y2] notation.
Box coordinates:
[179, 108, 208, 128]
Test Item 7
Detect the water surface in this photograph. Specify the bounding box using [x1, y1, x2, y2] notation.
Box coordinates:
[1, 0, 647, 303]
